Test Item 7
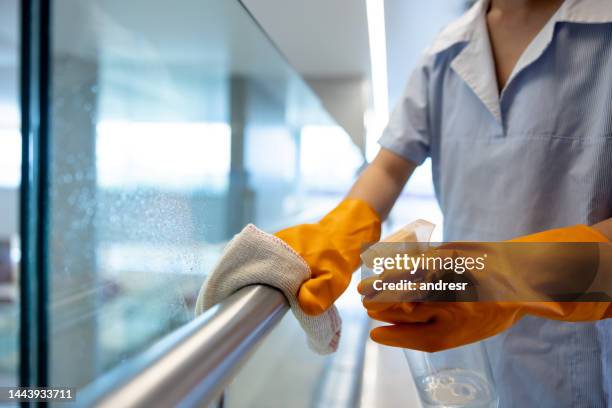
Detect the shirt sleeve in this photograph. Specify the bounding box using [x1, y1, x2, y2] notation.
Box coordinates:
[378, 56, 431, 165]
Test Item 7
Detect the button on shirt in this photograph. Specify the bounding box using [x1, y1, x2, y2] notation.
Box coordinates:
[379, 0, 612, 406]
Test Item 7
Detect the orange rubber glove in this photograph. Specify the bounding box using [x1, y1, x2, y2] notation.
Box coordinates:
[360, 225, 611, 352]
[276, 199, 381, 316]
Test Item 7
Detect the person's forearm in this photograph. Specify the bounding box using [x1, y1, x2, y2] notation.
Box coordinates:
[346, 148, 416, 220]
[592, 218, 612, 242]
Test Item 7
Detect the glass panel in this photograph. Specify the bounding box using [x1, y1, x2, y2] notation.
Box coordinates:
[0, 0, 20, 393]
[49, 0, 361, 390]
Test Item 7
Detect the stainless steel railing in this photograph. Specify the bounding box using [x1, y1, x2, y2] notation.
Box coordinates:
[77, 285, 289, 408]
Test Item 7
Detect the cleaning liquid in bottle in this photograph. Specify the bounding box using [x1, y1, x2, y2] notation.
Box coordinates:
[404, 341, 498, 408]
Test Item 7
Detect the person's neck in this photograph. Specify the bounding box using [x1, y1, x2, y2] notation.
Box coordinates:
[489, 0, 563, 13]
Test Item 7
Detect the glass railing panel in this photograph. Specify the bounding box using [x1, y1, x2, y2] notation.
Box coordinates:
[0, 0, 20, 399]
[49, 0, 362, 392]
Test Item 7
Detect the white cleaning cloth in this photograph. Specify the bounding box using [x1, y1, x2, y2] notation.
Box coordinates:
[195, 224, 341, 355]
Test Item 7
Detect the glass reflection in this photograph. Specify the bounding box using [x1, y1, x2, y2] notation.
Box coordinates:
[49, 0, 362, 391]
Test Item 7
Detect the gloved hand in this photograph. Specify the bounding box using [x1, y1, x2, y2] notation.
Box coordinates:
[360, 224, 611, 351]
[365, 301, 525, 352]
[276, 199, 381, 316]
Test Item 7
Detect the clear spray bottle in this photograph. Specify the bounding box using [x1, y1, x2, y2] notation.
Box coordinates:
[362, 220, 499, 407]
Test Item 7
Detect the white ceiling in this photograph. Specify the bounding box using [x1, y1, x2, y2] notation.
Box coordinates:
[242, 0, 466, 150]
[242, 0, 371, 78]
[242, 0, 467, 105]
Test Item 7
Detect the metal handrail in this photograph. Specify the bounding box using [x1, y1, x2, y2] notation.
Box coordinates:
[77, 285, 289, 408]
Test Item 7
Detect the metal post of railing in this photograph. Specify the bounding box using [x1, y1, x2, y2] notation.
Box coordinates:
[76, 285, 289, 408]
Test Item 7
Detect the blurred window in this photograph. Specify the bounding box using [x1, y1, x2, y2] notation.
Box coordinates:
[96, 121, 231, 191]
[300, 125, 363, 192]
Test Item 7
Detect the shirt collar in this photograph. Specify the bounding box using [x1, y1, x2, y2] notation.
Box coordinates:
[560, 0, 612, 23]
[425, 0, 485, 55]
[428, 0, 612, 56]
[427, 0, 612, 123]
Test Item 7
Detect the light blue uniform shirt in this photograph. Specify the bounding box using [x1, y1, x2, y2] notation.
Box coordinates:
[379, 0, 612, 406]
